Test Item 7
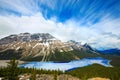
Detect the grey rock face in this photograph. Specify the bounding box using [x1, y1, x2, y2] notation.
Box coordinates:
[0, 33, 99, 61]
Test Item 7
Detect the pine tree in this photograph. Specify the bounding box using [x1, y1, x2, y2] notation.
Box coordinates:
[6, 59, 19, 80]
[30, 68, 36, 80]
[54, 73, 57, 80]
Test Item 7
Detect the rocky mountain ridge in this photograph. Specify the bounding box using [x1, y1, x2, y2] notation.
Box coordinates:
[0, 33, 99, 61]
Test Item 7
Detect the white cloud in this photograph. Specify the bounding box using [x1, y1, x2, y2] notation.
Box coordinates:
[0, 12, 120, 50]
[0, 0, 39, 15]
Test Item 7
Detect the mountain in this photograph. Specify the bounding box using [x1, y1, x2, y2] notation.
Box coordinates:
[98, 48, 120, 56]
[0, 33, 55, 45]
[0, 33, 99, 61]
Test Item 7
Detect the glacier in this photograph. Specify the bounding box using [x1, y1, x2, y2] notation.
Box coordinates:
[19, 57, 112, 72]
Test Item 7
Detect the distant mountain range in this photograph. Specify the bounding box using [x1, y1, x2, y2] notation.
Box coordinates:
[0, 33, 119, 62]
[98, 48, 120, 56]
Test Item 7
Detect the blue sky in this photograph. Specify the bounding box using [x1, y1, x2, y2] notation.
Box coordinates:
[0, 0, 120, 50]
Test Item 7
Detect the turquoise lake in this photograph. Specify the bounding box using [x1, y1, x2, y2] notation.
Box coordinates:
[19, 57, 112, 71]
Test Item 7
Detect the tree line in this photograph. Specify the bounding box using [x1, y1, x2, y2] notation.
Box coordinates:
[0, 59, 63, 80]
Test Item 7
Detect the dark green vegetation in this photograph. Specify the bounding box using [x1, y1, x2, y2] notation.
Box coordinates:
[0, 59, 120, 80]
[0, 66, 63, 77]
[66, 64, 120, 80]
[0, 49, 22, 60]
[0, 59, 19, 80]
[7, 59, 19, 80]
[101, 54, 120, 66]
[48, 49, 99, 62]
[0, 59, 63, 80]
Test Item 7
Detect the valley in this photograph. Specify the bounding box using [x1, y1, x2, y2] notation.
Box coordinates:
[0, 33, 120, 80]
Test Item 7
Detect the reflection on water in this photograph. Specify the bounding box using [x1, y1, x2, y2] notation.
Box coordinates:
[19, 57, 112, 71]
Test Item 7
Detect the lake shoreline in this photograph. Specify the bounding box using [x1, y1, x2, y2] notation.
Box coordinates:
[0, 60, 27, 67]
[19, 57, 112, 71]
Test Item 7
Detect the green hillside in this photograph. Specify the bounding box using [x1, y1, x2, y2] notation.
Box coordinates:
[66, 64, 120, 80]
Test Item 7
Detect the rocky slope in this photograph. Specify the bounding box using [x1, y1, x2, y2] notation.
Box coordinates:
[18, 74, 110, 80]
[0, 33, 99, 61]
[18, 74, 80, 80]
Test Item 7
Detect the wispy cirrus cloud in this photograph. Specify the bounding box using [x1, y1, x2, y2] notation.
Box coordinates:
[0, 13, 120, 49]
[0, 0, 120, 50]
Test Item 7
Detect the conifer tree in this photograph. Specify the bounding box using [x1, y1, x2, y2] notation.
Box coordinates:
[6, 59, 19, 80]
[30, 68, 36, 80]
[54, 72, 57, 80]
